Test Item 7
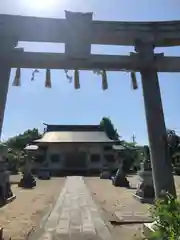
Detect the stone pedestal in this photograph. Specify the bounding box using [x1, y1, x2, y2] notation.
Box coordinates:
[0, 166, 15, 206]
[19, 174, 36, 188]
[134, 162, 155, 203]
[0, 146, 16, 206]
[112, 166, 130, 188]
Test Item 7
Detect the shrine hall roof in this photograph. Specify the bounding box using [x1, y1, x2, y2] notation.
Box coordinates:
[35, 124, 114, 143]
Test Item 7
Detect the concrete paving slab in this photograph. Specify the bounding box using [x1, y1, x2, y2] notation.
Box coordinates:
[38, 176, 113, 240]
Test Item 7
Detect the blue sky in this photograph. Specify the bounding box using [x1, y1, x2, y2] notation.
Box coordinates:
[1, 0, 180, 144]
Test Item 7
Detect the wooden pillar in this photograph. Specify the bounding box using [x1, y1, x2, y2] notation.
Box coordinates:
[135, 40, 176, 198]
[0, 64, 11, 139]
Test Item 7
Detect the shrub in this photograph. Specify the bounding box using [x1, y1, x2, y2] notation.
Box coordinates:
[150, 192, 180, 240]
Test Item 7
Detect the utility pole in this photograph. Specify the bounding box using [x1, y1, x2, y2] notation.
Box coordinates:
[132, 134, 136, 144]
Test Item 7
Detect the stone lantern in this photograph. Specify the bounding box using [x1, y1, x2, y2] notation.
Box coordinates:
[0, 143, 15, 205]
[134, 145, 155, 203]
[18, 145, 36, 188]
[111, 144, 130, 187]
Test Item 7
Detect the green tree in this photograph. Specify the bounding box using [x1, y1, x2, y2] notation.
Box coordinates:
[5, 128, 42, 151]
[100, 117, 139, 172]
[167, 129, 180, 158]
[4, 128, 42, 172]
[150, 193, 180, 240]
[100, 117, 119, 140]
[6, 149, 19, 173]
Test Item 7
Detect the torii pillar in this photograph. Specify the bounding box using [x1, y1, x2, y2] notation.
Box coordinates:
[0, 64, 11, 139]
[136, 40, 176, 198]
[0, 37, 17, 139]
[0, 37, 16, 205]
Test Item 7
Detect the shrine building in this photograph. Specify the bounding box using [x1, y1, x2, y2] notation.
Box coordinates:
[30, 124, 119, 175]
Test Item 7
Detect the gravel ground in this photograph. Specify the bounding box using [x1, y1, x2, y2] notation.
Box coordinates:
[0, 174, 65, 240]
[85, 175, 180, 240]
[1, 174, 180, 240]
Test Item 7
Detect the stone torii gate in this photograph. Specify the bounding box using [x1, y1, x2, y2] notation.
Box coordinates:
[0, 11, 180, 198]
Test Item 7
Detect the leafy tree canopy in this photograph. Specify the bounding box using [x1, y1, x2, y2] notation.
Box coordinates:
[100, 117, 140, 172]
[167, 129, 180, 150]
[100, 117, 119, 141]
[5, 128, 42, 151]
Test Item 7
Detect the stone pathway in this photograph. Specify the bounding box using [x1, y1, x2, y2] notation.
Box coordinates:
[38, 176, 113, 240]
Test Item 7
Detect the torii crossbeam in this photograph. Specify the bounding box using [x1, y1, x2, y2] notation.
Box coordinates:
[0, 11, 179, 198]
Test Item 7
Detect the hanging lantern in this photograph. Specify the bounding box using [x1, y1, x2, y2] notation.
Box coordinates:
[74, 69, 80, 89]
[45, 69, 52, 88]
[102, 69, 108, 90]
[12, 68, 21, 86]
[131, 72, 138, 90]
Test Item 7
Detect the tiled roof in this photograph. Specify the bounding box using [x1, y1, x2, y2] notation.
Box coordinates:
[44, 124, 103, 132]
[35, 131, 114, 143]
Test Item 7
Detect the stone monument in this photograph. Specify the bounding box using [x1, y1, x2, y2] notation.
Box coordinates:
[0, 143, 15, 206]
[134, 145, 155, 203]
